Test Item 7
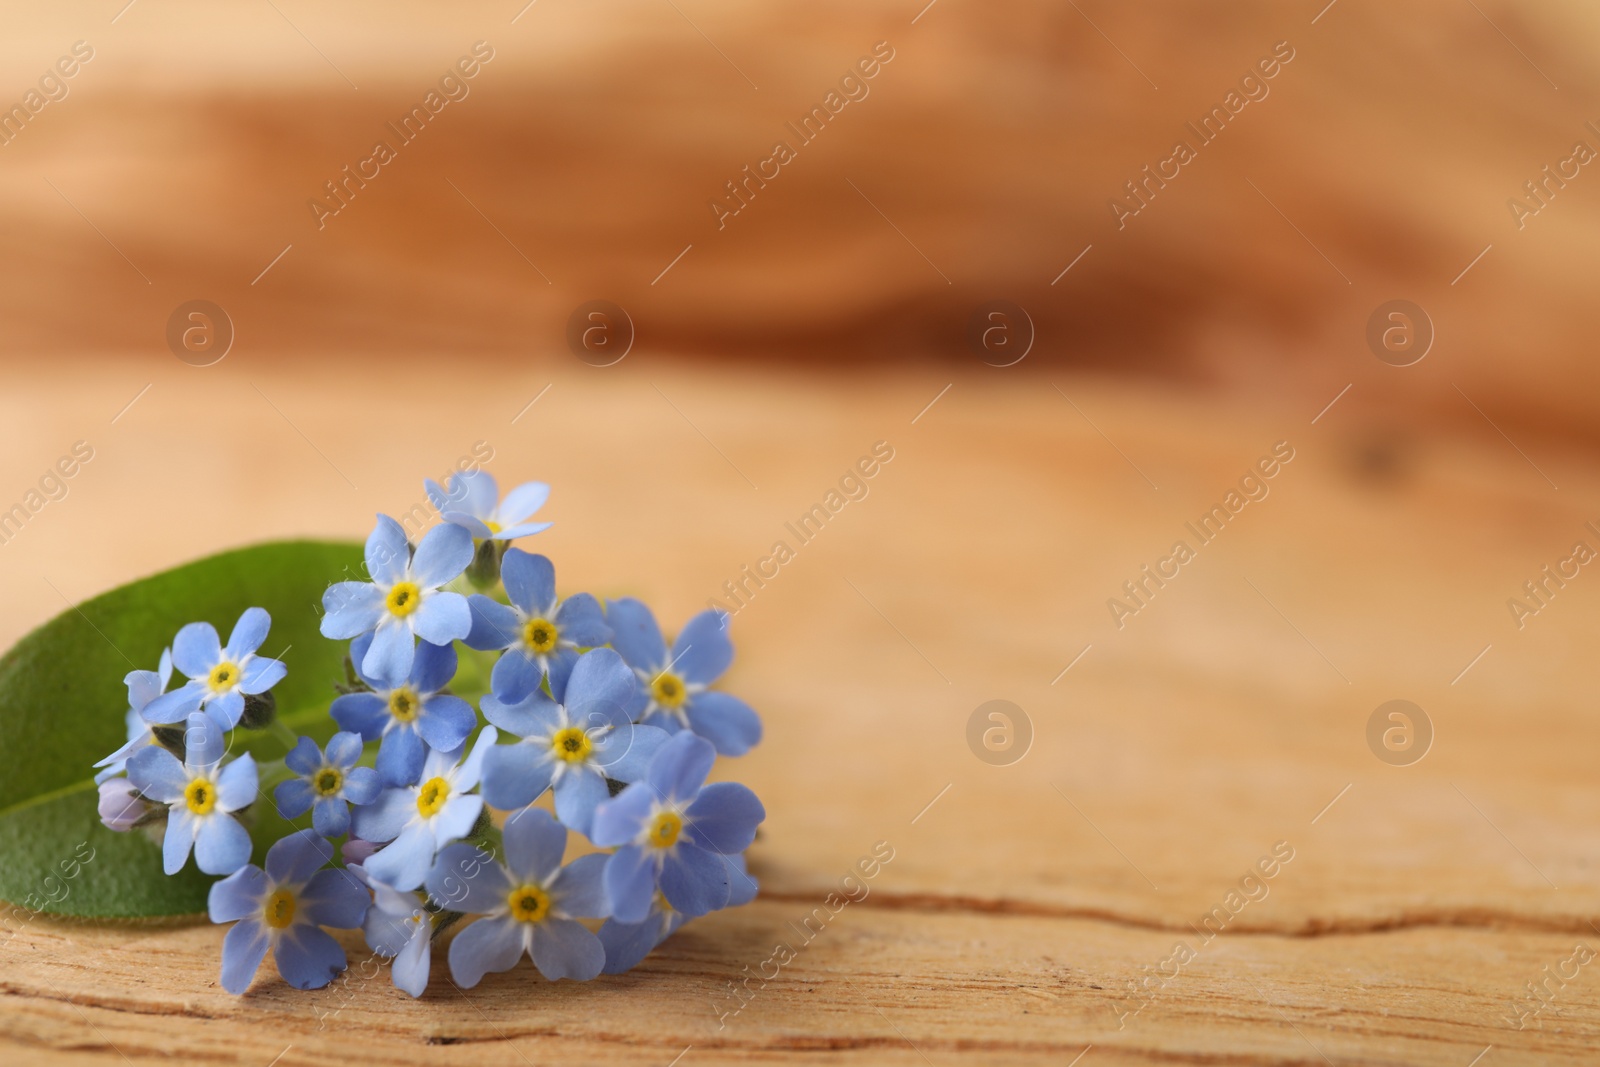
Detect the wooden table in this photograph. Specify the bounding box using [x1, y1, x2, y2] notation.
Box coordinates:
[2, 356, 1597, 1064]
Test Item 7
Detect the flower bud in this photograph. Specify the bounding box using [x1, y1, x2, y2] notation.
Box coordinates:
[239, 690, 277, 730]
[465, 537, 503, 589]
[97, 778, 148, 832]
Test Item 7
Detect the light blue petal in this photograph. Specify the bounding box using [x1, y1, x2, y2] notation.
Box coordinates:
[299, 867, 371, 928]
[500, 549, 556, 616]
[275, 778, 315, 820]
[426, 842, 512, 913]
[275, 924, 347, 990]
[325, 731, 365, 769]
[549, 852, 610, 919]
[205, 690, 245, 731]
[590, 783, 654, 848]
[685, 782, 765, 854]
[410, 522, 474, 589]
[489, 648, 545, 705]
[685, 691, 763, 756]
[596, 724, 670, 782]
[411, 638, 458, 694]
[320, 583, 384, 639]
[392, 924, 431, 997]
[660, 843, 730, 918]
[238, 657, 286, 695]
[171, 622, 222, 679]
[163, 811, 199, 874]
[365, 514, 410, 587]
[441, 511, 494, 539]
[224, 607, 271, 660]
[430, 795, 483, 850]
[365, 882, 426, 956]
[220, 918, 271, 994]
[602, 845, 659, 924]
[347, 632, 380, 688]
[599, 916, 667, 974]
[497, 481, 550, 527]
[552, 772, 609, 838]
[646, 731, 715, 804]
[215, 755, 257, 813]
[465, 596, 522, 652]
[184, 710, 225, 771]
[423, 477, 451, 512]
[208, 865, 268, 923]
[343, 766, 383, 806]
[481, 687, 560, 740]
[285, 736, 322, 776]
[454, 726, 498, 792]
[363, 821, 435, 891]
[492, 520, 552, 540]
[724, 852, 759, 907]
[501, 806, 566, 883]
[330, 692, 389, 740]
[377, 728, 426, 788]
[530, 918, 604, 981]
[195, 814, 253, 875]
[125, 668, 164, 714]
[139, 685, 202, 726]
[312, 796, 351, 838]
[671, 610, 734, 684]
[415, 695, 475, 754]
[553, 593, 611, 648]
[563, 648, 636, 729]
[128, 746, 186, 802]
[481, 743, 555, 811]
[453, 469, 499, 518]
[363, 619, 415, 690]
[412, 592, 472, 647]
[545, 649, 578, 704]
[603, 597, 666, 670]
[266, 829, 334, 884]
[448, 915, 525, 989]
[352, 787, 416, 843]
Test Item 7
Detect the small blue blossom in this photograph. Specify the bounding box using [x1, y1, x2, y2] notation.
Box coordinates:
[331, 632, 476, 786]
[127, 711, 258, 875]
[597, 853, 757, 974]
[425, 470, 552, 541]
[605, 599, 762, 756]
[464, 549, 612, 702]
[352, 727, 498, 891]
[425, 807, 609, 987]
[480, 647, 669, 835]
[140, 609, 287, 731]
[591, 732, 765, 923]
[361, 877, 433, 998]
[320, 515, 474, 686]
[207, 830, 371, 994]
[274, 732, 383, 838]
[94, 647, 171, 784]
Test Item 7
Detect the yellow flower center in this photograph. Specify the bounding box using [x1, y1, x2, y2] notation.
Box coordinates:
[484, 519, 503, 534]
[523, 617, 559, 654]
[416, 776, 450, 817]
[651, 671, 687, 709]
[263, 888, 296, 929]
[207, 661, 240, 693]
[653, 890, 674, 915]
[647, 810, 683, 849]
[184, 777, 216, 815]
[550, 726, 592, 764]
[312, 767, 344, 797]
[506, 884, 551, 923]
[388, 687, 420, 723]
[386, 581, 422, 618]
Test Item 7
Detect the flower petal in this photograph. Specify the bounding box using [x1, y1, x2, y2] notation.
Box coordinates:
[311, 796, 351, 838]
[410, 522, 474, 589]
[208, 865, 269, 923]
[220, 918, 271, 994]
[125, 668, 164, 714]
[365, 882, 426, 956]
[299, 867, 371, 928]
[596, 723, 670, 783]
[365, 514, 410, 586]
[589, 783, 653, 848]
[410, 638, 458, 694]
[275, 924, 348, 990]
[724, 852, 759, 907]
[195, 814, 252, 875]
[415, 695, 475, 754]
[493, 520, 552, 540]
[500, 550, 555, 616]
[552, 772, 609, 838]
[343, 766, 383, 806]
[481, 687, 560, 740]
[325, 731, 365, 769]
[423, 477, 451, 512]
[215, 755, 258, 813]
[393, 924, 431, 997]
[601, 845, 658, 924]
[330, 692, 389, 740]
[352, 788, 415, 844]
[139, 685, 202, 726]
[411, 592, 471, 647]
[598, 916, 667, 975]
[454, 469, 499, 518]
[284, 736, 322, 776]
[685, 691, 763, 756]
[362, 619, 415, 690]
[501, 806, 567, 884]
[275, 778, 315, 820]
[162, 810, 199, 874]
[553, 593, 612, 648]
[205, 691, 245, 731]
[497, 481, 550, 527]
[646, 731, 716, 804]
[549, 852, 609, 920]
[671, 610, 734, 684]
[481, 743, 555, 811]
[238, 657, 286, 695]
[430, 795, 484, 851]
[603, 597, 666, 670]
[224, 607, 271, 660]
[266, 829, 335, 884]
[464, 596, 522, 652]
[172, 622, 222, 679]
[363, 821, 436, 891]
[128, 745, 186, 802]
[184, 710, 225, 772]
[320, 583, 384, 640]
[530, 918, 604, 982]
[440, 511, 493, 539]
[453, 726, 498, 792]
[563, 648, 635, 730]
[660, 843, 731, 918]
[377, 728, 426, 788]
[685, 782, 765, 854]
[426, 842, 511, 913]
[488, 648, 545, 705]
[448, 915, 525, 989]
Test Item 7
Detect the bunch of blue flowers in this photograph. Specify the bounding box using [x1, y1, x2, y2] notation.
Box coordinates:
[94, 473, 765, 995]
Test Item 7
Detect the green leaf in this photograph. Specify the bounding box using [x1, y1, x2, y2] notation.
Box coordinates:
[0, 540, 362, 918]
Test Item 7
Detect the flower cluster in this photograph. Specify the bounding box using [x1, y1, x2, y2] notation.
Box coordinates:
[94, 473, 765, 995]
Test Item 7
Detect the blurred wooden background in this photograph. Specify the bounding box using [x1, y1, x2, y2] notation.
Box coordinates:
[3, 1, 1600, 1064]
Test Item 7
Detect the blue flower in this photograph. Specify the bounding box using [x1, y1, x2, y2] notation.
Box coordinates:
[590, 732, 765, 923]
[597, 853, 757, 974]
[127, 711, 257, 875]
[94, 647, 171, 784]
[480, 648, 670, 835]
[274, 732, 383, 838]
[352, 728, 498, 891]
[425, 807, 609, 987]
[463, 549, 612, 703]
[207, 830, 371, 994]
[604, 599, 762, 756]
[140, 609, 287, 731]
[331, 632, 477, 787]
[319, 515, 474, 685]
[362, 878, 433, 998]
[425, 471, 552, 541]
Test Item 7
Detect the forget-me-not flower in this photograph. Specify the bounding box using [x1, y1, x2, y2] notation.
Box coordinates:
[320, 515, 474, 686]
[425, 470, 552, 541]
[352, 727, 497, 891]
[95, 647, 170, 784]
[331, 632, 476, 786]
[464, 549, 612, 702]
[590, 731, 764, 923]
[425, 807, 609, 987]
[128, 711, 258, 875]
[361, 877, 433, 998]
[140, 609, 287, 731]
[480, 647, 669, 835]
[597, 852, 757, 974]
[207, 830, 371, 994]
[274, 732, 382, 838]
[605, 599, 762, 756]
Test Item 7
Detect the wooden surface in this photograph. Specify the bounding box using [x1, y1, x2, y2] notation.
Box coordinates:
[2, 357, 1599, 1064]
